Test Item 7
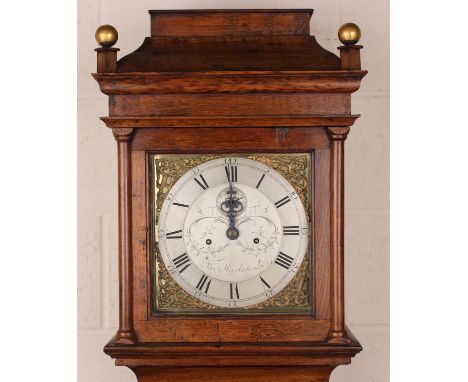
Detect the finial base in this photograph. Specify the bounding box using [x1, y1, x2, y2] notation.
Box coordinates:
[338, 45, 363, 70]
[95, 48, 120, 73]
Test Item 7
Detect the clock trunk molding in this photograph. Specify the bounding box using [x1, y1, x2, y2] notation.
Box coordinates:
[93, 9, 366, 382]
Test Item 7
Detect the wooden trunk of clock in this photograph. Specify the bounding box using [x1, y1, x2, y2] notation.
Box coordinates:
[93, 9, 366, 382]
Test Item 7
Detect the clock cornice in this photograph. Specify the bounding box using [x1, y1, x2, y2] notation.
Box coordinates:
[100, 115, 361, 129]
[92, 70, 366, 95]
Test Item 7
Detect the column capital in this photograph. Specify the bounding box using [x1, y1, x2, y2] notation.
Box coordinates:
[112, 128, 134, 142]
[326, 126, 350, 141]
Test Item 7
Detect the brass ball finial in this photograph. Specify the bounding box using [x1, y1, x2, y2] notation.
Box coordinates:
[338, 23, 361, 45]
[95, 25, 118, 48]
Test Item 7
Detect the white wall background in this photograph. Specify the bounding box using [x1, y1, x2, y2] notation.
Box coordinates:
[78, 1, 389, 381]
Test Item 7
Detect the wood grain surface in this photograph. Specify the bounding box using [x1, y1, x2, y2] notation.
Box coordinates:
[149, 9, 313, 37]
[108, 94, 350, 117]
[112, 128, 137, 344]
[129, 127, 329, 152]
[93, 71, 366, 94]
[101, 115, 360, 129]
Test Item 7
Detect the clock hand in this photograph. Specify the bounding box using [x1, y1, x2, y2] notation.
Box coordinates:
[224, 163, 241, 240]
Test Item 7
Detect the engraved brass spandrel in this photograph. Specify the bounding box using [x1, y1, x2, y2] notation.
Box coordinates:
[151, 153, 312, 314]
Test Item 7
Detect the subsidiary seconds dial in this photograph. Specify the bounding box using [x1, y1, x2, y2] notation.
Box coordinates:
[158, 157, 308, 308]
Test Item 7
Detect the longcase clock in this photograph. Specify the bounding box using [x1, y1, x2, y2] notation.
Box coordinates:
[93, 9, 366, 382]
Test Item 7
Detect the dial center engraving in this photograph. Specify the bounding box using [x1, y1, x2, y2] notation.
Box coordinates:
[183, 183, 282, 282]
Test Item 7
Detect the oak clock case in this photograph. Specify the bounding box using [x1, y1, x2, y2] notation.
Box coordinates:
[93, 9, 366, 382]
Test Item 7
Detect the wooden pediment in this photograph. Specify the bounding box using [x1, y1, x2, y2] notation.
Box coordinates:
[117, 10, 341, 72]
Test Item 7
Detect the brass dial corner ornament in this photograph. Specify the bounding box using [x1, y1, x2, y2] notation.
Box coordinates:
[150, 153, 313, 314]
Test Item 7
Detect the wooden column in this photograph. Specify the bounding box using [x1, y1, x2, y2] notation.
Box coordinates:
[326, 126, 352, 344]
[112, 127, 137, 344]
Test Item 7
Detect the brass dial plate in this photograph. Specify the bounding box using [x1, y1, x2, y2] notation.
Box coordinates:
[150, 153, 313, 314]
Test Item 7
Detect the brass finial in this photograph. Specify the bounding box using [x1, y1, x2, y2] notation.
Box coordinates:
[95, 25, 118, 48]
[338, 23, 361, 45]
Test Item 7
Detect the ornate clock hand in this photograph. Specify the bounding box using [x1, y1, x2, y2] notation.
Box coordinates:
[224, 163, 241, 240]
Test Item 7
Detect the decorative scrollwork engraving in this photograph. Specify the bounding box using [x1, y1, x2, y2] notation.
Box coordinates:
[152, 153, 312, 313]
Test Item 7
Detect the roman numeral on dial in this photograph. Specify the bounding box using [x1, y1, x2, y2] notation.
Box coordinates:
[275, 252, 294, 270]
[195, 274, 211, 293]
[225, 165, 238, 182]
[230, 283, 240, 299]
[260, 276, 271, 289]
[173, 202, 189, 208]
[172, 253, 191, 273]
[166, 230, 182, 239]
[283, 226, 300, 235]
[256, 173, 265, 189]
[194, 174, 209, 190]
[275, 196, 291, 208]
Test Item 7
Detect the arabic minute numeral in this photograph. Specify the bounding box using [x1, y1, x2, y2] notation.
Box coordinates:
[166, 264, 176, 274]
